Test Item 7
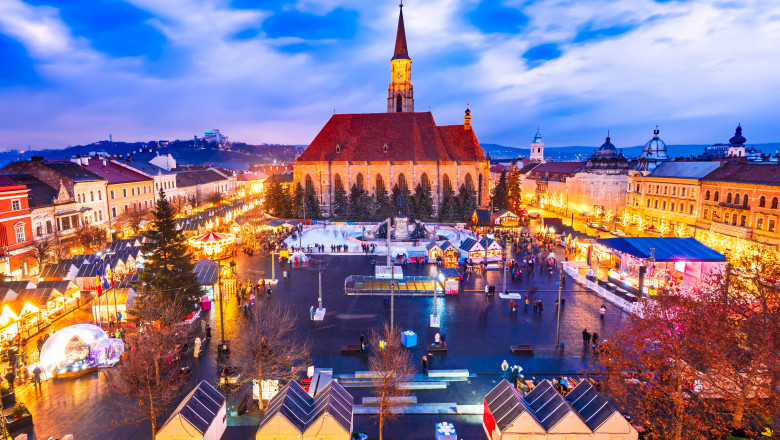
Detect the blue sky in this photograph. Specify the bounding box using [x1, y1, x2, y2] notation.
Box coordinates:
[1, 0, 780, 150]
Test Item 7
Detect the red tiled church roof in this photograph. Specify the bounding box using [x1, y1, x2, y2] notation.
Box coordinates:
[297, 112, 486, 163]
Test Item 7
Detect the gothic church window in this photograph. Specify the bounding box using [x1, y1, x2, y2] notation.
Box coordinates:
[465, 174, 474, 192]
[356, 174, 364, 192]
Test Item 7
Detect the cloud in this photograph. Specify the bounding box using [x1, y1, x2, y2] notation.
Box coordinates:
[0, 0, 779, 151]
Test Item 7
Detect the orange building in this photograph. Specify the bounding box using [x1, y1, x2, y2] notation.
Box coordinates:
[0, 176, 35, 279]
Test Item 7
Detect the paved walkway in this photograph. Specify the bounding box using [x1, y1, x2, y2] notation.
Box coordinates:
[6, 219, 628, 440]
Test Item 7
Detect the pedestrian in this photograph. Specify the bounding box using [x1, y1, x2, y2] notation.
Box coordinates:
[360, 334, 365, 351]
[310, 306, 315, 321]
[524, 297, 529, 309]
[582, 329, 591, 346]
[32, 365, 42, 390]
[36, 337, 44, 356]
[422, 355, 428, 373]
[205, 323, 212, 338]
[4, 369, 15, 391]
[599, 304, 606, 319]
[267, 286, 272, 298]
[538, 300, 543, 312]
[592, 332, 600, 347]
[533, 299, 538, 313]
[561, 297, 565, 309]
[485, 285, 489, 296]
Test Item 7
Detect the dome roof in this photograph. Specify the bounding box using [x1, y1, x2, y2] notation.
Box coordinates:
[597, 136, 617, 157]
[729, 124, 746, 145]
[641, 127, 670, 161]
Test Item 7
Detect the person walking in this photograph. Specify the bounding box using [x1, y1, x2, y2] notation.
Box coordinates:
[4, 368, 15, 391]
[582, 329, 591, 346]
[422, 355, 428, 373]
[533, 299, 538, 313]
[599, 304, 607, 319]
[538, 300, 543, 312]
[32, 365, 42, 390]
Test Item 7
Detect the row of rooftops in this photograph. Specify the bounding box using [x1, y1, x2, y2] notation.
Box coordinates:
[510, 159, 780, 185]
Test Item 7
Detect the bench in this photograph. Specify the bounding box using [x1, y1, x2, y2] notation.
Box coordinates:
[427, 344, 448, 355]
[510, 344, 534, 355]
[341, 344, 363, 354]
[362, 396, 417, 406]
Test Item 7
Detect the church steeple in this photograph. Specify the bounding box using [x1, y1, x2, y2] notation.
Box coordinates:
[392, 3, 410, 61]
[387, 2, 414, 113]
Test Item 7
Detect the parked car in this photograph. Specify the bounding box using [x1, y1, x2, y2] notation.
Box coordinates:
[610, 230, 626, 236]
[586, 222, 599, 228]
[598, 225, 610, 231]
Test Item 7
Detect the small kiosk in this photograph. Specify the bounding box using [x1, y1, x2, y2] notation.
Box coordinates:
[157, 381, 226, 440]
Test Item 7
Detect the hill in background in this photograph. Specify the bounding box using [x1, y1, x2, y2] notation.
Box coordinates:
[482, 143, 780, 161]
[0, 140, 304, 170]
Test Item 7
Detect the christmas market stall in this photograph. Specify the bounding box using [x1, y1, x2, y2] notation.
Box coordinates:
[189, 231, 236, 260]
[483, 379, 638, 439]
[157, 380, 226, 440]
[596, 237, 725, 296]
[37, 323, 124, 379]
[255, 380, 353, 440]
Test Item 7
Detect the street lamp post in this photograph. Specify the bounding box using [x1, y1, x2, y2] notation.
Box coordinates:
[431, 272, 442, 328]
[555, 262, 564, 348]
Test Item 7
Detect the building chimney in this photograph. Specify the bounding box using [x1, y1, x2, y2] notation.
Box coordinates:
[103, 160, 107, 166]
[82, 156, 89, 166]
[464, 104, 471, 130]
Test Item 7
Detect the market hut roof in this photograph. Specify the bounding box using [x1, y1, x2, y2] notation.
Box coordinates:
[258, 380, 353, 434]
[163, 380, 225, 435]
[193, 259, 220, 285]
[39, 261, 75, 279]
[596, 237, 725, 262]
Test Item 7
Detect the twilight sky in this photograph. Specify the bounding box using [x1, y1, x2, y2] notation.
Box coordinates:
[1, 0, 780, 150]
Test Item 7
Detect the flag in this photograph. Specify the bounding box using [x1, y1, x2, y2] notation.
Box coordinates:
[99, 258, 110, 290]
[95, 271, 103, 297]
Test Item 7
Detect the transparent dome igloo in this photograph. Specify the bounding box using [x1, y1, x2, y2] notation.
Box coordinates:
[39, 323, 124, 374]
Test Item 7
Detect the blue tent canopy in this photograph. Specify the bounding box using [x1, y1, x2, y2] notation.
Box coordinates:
[596, 237, 725, 262]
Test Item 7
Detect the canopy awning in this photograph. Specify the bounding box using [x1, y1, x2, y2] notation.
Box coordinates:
[596, 237, 726, 262]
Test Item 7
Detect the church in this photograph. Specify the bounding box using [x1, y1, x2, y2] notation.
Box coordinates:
[293, 4, 490, 217]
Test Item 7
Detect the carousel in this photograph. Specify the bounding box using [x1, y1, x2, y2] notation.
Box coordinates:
[189, 231, 237, 259]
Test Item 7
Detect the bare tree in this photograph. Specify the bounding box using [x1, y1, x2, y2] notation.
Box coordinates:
[206, 191, 224, 206]
[106, 298, 195, 438]
[170, 195, 188, 215]
[116, 207, 152, 235]
[187, 189, 202, 210]
[73, 222, 108, 253]
[32, 237, 55, 269]
[368, 323, 415, 440]
[232, 303, 310, 409]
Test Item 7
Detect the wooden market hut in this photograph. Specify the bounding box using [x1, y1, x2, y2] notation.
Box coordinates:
[255, 380, 353, 440]
[38, 260, 78, 282]
[426, 241, 443, 261]
[492, 209, 521, 226]
[157, 380, 226, 440]
[459, 238, 485, 262]
[483, 380, 637, 440]
[439, 241, 460, 267]
[90, 287, 137, 325]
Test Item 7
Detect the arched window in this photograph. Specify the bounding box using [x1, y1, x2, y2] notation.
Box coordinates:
[356, 173, 364, 192]
[662, 201, 667, 210]
[743, 195, 749, 208]
[732, 212, 738, 225]
[773, 197, 779, 209]
[726, 193, 732, 204]
[334, 174, 343, 192]
[420, 173, 430, 191]
[757, 217, 764, 230]
[714, 191, 720, 202]
[646, 199, 650, 207]
[734, 194, 740, 205]
[398, 173, 407, 191]
[442, 175, 452, 193]
[376, 175, 385, 194]
[689, 204, 694, 214]
[465, 174, 474, 192]
[305, 175, 313, 193]
[760, 195, 766, 207]
[396, 94, 402, 113]
[90, 191, 94, 202]
[670, 203, 675, 212]
[705, 190, 711, 200]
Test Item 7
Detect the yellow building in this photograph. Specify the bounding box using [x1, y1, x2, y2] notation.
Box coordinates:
[80, 159, 155, 228]
[293, 4, 489, 216]
[626, 161, 720, 236]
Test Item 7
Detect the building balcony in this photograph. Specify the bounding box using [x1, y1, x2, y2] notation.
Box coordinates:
[710, 222, 753, 240]
[718, 202, 750, 210]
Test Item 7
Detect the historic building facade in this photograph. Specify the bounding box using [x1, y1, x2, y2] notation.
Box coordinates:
[293, 5, 489, 216]
[697, 163, 780, 250]
[626, 161, 720, 236]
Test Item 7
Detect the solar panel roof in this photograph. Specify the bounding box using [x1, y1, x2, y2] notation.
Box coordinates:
[258, 380, 353, 434]
[565, 380, 619, 432]
[484, 379, 531, 431]
[166, 380, 225, 434]
[524, 380, 573, 431]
